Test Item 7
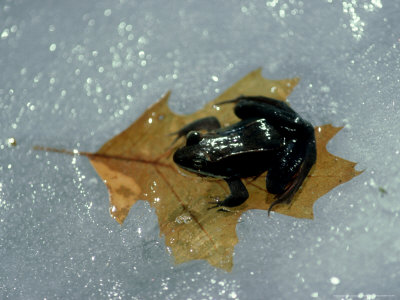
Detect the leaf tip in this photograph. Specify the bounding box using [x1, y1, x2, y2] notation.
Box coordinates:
[158, 90, 172, 106]
[355, 168, 365, 176]
[292, 77, 301, 85]
[164, 90, 172, 99]
[253, 67, 263, 75]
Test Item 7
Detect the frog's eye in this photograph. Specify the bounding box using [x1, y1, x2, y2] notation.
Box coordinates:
[186, 131, 202, 146]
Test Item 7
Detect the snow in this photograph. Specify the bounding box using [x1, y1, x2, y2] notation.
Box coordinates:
[1, 0, 400, 299]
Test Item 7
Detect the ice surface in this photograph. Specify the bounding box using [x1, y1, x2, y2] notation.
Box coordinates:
[1, 0, 400, 299]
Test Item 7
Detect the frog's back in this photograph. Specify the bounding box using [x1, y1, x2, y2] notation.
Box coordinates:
[200, 118, 283, 178]
[208, 118, 282, 156]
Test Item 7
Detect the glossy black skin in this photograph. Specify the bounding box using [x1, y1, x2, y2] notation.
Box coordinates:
[172, 96, 316, 213]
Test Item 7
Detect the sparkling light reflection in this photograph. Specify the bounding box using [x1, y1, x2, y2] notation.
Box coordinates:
[342, 0, 383, 40]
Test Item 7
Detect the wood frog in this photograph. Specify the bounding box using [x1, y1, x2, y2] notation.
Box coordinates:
[172, 96, 316, 213]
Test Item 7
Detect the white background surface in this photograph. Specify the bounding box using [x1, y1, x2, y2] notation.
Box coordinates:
[1, 0, 400, 299]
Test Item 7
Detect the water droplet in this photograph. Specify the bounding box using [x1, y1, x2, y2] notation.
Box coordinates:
[211, 75, 219, 82]
[7, 138, 16, 147]
[330, 276, 340, 285]
[320, 85, 330, 93]
[1, 29, 9, 39]
[49, 43, 57, 52]
[228, 291, 237, 299]
[175, 214, 192, 224]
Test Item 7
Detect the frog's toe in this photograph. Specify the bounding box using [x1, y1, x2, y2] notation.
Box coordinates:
[207, 201, 231, 212]
[267, 197, 284, 216]
[217, 207, 232, 213]
[207, 200, 222, 209]
[267, 191, 295, 216]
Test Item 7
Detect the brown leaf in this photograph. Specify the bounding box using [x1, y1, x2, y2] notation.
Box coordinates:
[87, 69, 361, 271]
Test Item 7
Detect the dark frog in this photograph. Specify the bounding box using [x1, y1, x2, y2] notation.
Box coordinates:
[172, 96, 316, 213]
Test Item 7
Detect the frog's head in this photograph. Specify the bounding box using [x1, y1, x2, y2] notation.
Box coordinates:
[173, 131, 211, 174]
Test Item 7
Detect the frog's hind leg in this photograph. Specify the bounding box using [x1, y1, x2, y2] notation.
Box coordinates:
[266, 139, 316, 215]
[218, 95, 296, 114]
[170, 116, 221, 145]
[233, 99, 308, 131]
[232, 97, 315, 150]
[209, 178, 249, 210]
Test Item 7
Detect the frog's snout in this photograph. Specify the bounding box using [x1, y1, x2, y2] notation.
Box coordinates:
[173, 147, 208, 171]
[173, 147, 194, 168]
[172, 148, 184, 165]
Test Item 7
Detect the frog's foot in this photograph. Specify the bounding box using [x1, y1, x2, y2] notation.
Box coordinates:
[267, 174, 302, 215]
[207, 201, 231, 212]
[208, 178, 249, 211]
[207, 196, 222, 210]
[267, 197, 285, 216]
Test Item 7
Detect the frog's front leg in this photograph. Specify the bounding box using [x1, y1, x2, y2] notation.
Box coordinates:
[170, 116, 221, 145]
[209, 178, 249, 210]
